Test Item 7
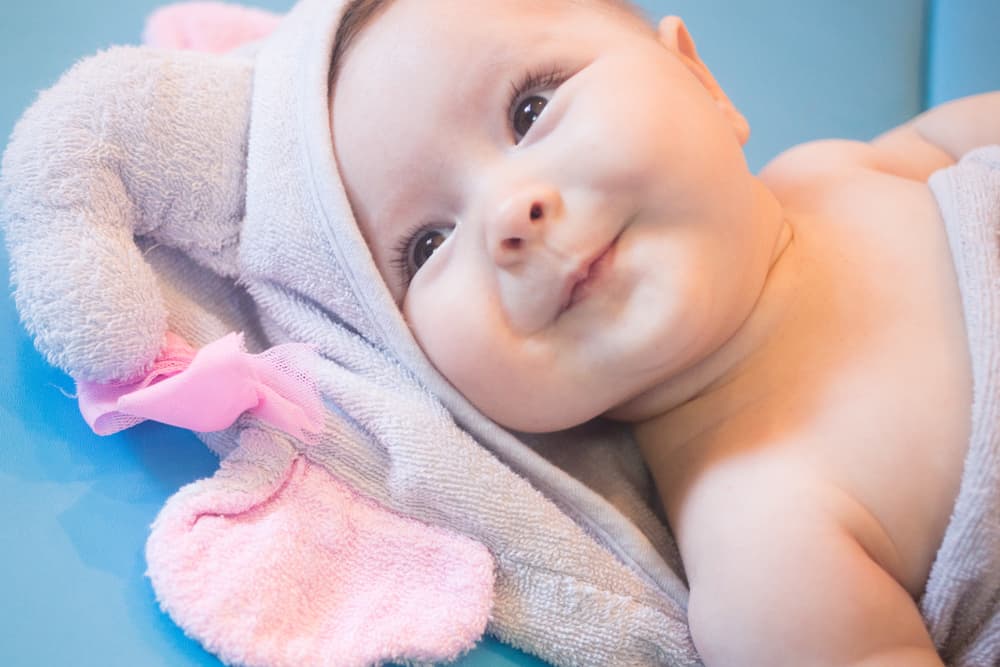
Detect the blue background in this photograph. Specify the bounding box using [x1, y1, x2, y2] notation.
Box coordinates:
[2, 1, 998, 665]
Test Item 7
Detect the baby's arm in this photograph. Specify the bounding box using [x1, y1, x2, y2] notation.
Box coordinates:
[872, 91, 1000, 179]
[681, 482, 943, 667]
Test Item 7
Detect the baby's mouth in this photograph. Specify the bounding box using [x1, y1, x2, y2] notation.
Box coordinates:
[560, 236, 618, 313]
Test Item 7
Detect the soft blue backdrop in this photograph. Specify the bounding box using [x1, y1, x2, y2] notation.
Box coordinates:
[1, 1, 998, 666]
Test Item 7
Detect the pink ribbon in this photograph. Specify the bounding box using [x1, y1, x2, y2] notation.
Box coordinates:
[77, 332, 324, 442]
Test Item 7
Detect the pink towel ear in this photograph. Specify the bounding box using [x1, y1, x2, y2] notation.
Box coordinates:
[146, 431, 495, 667]
[143, 2, 282, 53]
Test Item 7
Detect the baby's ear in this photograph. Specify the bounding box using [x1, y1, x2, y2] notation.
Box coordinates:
[657, 16, 750, 145]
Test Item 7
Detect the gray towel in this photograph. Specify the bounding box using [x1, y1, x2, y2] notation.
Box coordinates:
[923, 146, 1000, 667]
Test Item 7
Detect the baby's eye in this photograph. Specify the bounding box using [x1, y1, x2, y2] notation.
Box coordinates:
[512, 94, 549, 142]
[411, 227, 450, 269]
[394, 225, 454, 285]
[508, 67, 567, 144]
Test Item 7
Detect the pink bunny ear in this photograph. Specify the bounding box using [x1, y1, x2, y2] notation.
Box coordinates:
[144, 2, 282, 53]
[146, 431, 495, 667]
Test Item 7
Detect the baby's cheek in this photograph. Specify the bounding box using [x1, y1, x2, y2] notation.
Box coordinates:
[407, 308, 527, 427]
[406, 285, 494, 383]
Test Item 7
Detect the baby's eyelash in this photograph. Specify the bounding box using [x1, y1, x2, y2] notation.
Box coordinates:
[391, 226, 420, 288]
[507, 66, 569, 122]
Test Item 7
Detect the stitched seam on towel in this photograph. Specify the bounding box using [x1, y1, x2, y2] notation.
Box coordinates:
[499, 552, 668, 613]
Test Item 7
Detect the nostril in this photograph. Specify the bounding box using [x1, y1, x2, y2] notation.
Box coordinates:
[529, 203, 543, 221]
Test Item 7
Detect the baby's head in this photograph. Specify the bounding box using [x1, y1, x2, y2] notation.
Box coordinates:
[330, 0, 776, 433]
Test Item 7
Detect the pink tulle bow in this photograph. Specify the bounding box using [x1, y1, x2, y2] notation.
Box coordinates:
[77, 332, 324, 442]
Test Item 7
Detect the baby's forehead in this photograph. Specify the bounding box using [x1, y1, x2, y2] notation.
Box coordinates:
[329, 0, 657, 292]
[330, 0, 650, 86]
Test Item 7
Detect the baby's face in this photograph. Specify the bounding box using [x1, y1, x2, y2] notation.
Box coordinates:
[333, 0, 766, 432]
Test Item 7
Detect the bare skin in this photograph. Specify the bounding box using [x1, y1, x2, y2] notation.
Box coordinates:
[627, 94, 1000, 665]
[635, 131, 975, 667]
[330, 0, 999, 663]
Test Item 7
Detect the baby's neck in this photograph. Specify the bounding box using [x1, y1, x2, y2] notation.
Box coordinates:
[619, 180, 801, 465]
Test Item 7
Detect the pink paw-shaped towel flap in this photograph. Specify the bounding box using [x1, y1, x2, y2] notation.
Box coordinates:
[146, 431, 495, 667]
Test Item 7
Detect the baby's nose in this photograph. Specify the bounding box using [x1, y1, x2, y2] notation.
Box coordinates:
[488, 185, 562, 267]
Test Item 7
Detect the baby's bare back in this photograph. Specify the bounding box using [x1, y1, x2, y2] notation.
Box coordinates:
[648, 140, 972, 665]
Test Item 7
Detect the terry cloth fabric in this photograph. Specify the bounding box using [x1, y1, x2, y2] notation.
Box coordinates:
[0, 1, 694, 665]
[922, 146, 1000, 667]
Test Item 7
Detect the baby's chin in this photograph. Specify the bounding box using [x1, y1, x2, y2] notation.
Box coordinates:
[473, 392, 611, 435]
[600, 402, 644, 424]
[486, 409, 590, 435]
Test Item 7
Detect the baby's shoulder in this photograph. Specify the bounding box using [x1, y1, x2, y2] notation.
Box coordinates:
[758, 138, 886, 193]
[757, 138, 953, 227]
[760, 128, 958, 198]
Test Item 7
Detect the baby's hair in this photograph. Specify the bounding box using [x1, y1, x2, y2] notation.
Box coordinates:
[328, 0, 652, 88]
[329, 0, 391, 87]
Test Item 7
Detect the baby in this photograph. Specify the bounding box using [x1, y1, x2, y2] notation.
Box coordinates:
[4, 0, 999, 664]
[328, 0, 997, 665]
